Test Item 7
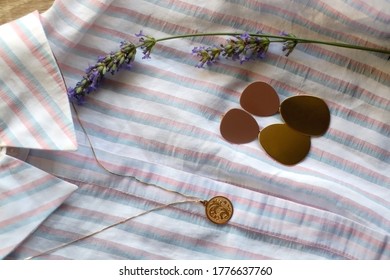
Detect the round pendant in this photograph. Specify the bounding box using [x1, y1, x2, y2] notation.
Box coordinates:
[205, 196, 234, 225]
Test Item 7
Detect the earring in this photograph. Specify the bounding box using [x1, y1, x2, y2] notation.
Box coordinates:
[220, 82, 330, 165]
[240, 81, 330, 136]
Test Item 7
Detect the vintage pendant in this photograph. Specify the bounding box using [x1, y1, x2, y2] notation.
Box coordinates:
[203, 196, 234, 225]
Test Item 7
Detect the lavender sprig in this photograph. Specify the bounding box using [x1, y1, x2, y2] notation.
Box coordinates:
[68, 31, 390, 104]
[68, 41, 137, 104]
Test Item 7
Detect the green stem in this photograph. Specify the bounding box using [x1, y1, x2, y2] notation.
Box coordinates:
[155, 32, 390, 54]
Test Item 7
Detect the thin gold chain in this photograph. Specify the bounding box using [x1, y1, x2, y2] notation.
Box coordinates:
[24, 104, 207, 260]
[72, 103, 205, 202]
[25, 199, 202, 260]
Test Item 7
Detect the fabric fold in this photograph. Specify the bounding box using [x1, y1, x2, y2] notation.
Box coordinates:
[0, 148, 78, 259]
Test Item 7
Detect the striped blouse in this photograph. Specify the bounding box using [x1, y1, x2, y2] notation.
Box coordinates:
[1, 0, 389, 259]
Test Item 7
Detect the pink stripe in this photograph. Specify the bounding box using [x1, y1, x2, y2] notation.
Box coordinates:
[0, 174, 53, 201]
[327, 99, 390, 132]
[12, 13, 64, 87]
[294, 0, 389, 36]
[240, 207, 388, 259]
[268, 53, 389, 107]
[0, 195, 70, 228]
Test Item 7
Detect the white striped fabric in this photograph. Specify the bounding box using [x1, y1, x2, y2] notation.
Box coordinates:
[5, 0, 390, 259]
[0, 11, 77, 150]
[0, 148, 77, 259]
[0, 10, 78, 260]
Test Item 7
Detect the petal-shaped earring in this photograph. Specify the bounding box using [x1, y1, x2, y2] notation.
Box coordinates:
[259, 123, 311, 165]
[240, 81, 330, 136]
[279, 95, 330, 136]
[240, 81, 280, 116]
[220, 108, 311, 165]
[220, 108, 259, 144]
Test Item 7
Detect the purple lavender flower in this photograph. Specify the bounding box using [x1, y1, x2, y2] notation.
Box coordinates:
[192, 33, 270, 67]
[67, 41, 137, 104]
[226, 32, 270, 63]
[136, 30, 157, 59]
[192, 46, 221, 68]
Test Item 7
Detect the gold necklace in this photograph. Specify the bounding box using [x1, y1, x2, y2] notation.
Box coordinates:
[25, 103, 234, 260]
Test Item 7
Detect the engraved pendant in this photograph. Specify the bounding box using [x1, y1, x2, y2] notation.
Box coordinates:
[203, 196, 234, 225]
